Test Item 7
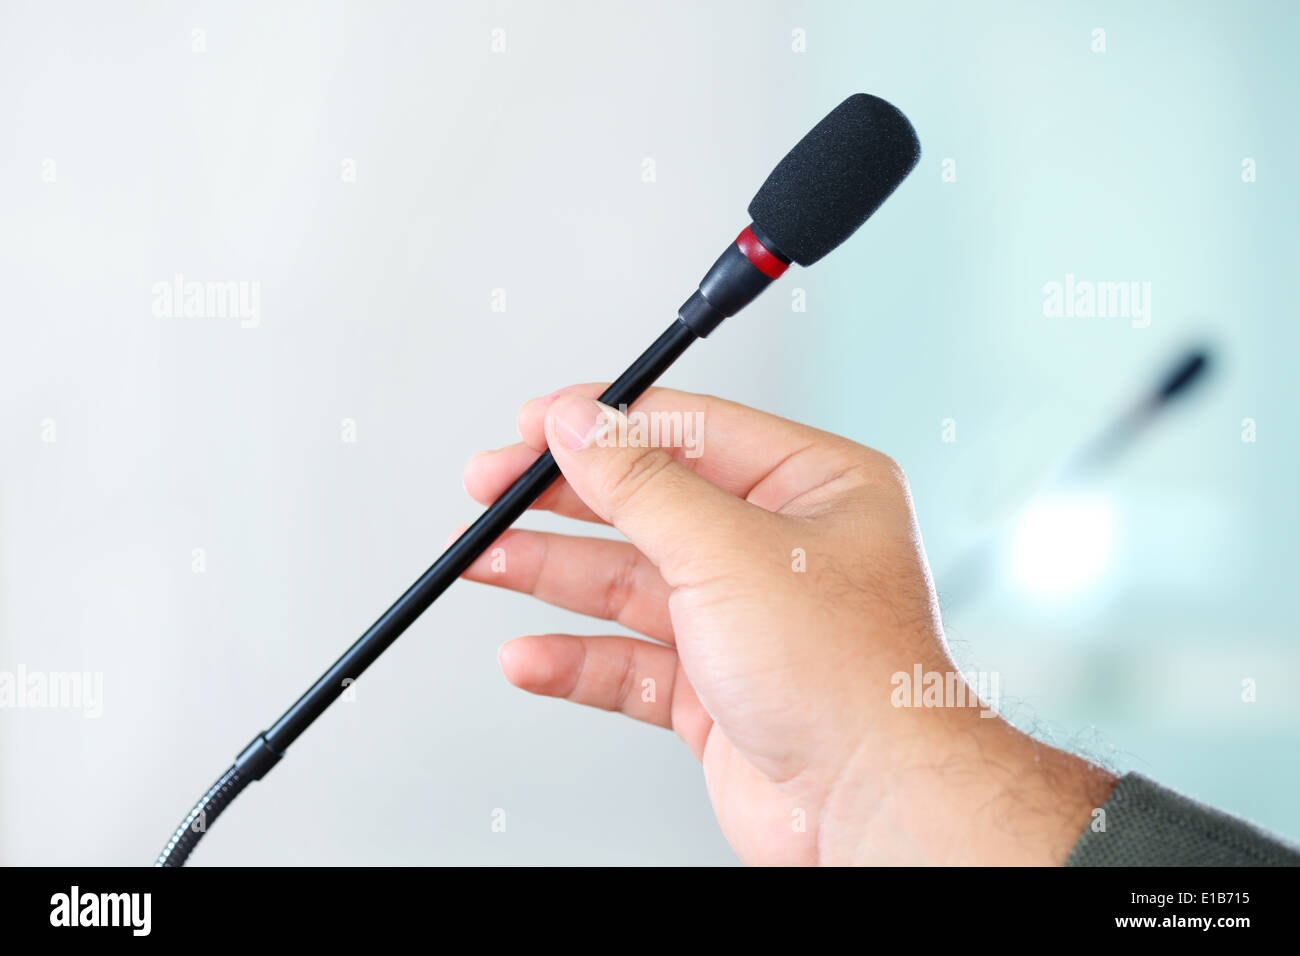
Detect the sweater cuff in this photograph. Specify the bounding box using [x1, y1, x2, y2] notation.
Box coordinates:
[1067, 772, 1300, 866]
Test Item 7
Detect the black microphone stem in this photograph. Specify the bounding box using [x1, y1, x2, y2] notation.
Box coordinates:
[156, 316, 700, 866]
[156, 91, 925, 866]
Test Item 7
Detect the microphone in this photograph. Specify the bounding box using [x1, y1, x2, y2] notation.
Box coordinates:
[156, 93, 921, 866]
[1059, 347, 1211, 481]
[938, 346, 1213, 612]
[679, 93, 921, 335]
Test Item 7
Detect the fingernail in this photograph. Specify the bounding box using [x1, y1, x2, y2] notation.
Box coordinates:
[517, 391, 554, 440]
[497, 639, 522, 675]
[461, 449, 493, 495]
[550, 395, 610, 451]
[529, 389, 562, 407]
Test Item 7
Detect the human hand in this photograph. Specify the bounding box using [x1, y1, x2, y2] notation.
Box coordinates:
[459, 385, 1115, 865]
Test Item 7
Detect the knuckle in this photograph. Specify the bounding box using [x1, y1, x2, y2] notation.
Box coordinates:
[848, 447, 909, 496]
[600, 550, 641, 624]
[876, 452, 909, 490]
[611, 643, 639, 713]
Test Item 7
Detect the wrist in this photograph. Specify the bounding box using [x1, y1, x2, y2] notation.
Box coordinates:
[819, 708, 1117, 866]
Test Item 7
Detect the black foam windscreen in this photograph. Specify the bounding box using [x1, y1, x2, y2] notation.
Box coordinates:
[747, 94, 920, 266]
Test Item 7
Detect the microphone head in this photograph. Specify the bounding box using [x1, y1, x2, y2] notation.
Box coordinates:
[1155, 347, 1211, 403]
[747, 93, 920, 266]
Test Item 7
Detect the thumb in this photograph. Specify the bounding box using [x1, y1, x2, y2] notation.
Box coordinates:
[545, 394, 768, 586]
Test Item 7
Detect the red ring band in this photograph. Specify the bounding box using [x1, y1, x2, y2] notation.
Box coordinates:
[735, 226, 789, 280]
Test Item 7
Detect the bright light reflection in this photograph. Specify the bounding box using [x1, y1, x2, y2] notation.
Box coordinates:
[1010, 494, 1114, 597]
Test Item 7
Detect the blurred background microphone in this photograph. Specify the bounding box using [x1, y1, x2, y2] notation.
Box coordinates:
[939, 346, 1213, 612]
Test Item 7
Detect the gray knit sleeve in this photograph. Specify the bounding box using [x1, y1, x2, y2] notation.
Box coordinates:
[1067, 772, 1300, 866]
